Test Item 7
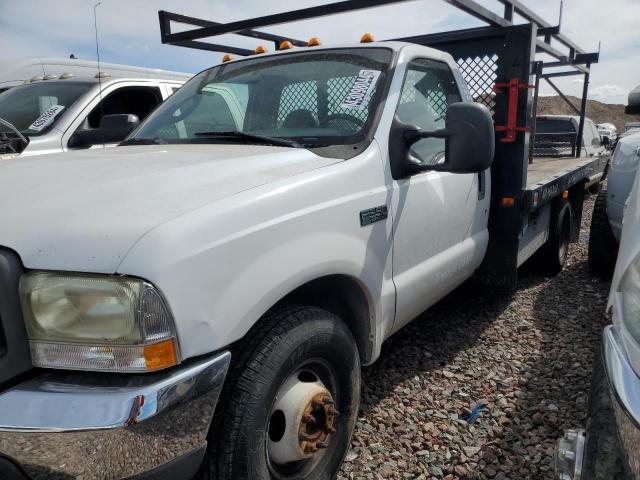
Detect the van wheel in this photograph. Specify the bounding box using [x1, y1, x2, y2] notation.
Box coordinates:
[582, 348, 629, 479]
[198, 305, 361, 480]
[588, 190, 618, 278]
[537, 201, 572, 275]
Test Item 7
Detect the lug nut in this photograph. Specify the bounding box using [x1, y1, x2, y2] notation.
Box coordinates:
[303, 413, 316, 423]
[317, 441, 329, 449]
[323, 396, 334, 405]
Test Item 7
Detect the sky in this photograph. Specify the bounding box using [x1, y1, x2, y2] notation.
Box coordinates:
[1, 0, 638, 104]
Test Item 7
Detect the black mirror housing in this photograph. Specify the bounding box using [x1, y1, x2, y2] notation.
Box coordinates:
[68, 114, 140, 149]
[389, 102, 495, 179]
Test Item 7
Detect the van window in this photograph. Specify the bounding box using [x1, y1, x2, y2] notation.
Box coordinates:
[84, 86, 163, 129]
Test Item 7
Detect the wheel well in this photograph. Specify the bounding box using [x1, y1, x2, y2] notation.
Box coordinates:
[276, 275, 374, 364]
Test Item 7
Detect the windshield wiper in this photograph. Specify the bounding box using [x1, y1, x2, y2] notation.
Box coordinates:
[194, 131, 302, 148]
[0, 117, 28, 144]
[119, 137, 168, 146]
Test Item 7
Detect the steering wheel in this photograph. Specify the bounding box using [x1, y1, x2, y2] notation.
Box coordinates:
[324, 113, 365, 133]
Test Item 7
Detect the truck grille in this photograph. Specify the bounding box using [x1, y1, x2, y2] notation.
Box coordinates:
[0, 248, 32, 386]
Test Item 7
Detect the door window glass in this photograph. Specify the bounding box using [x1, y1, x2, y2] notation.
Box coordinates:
[396, 59, 462, 166]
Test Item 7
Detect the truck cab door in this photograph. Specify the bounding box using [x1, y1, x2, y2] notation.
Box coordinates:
[389, 58, 490, 331]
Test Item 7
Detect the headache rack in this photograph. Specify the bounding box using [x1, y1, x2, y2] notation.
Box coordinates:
[158, 0, 598, 160]
[157, 1, 604, 287]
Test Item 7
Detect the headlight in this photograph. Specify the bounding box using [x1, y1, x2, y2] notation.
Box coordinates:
[20, 272, 180, 372]
[619, 257, 640, 344]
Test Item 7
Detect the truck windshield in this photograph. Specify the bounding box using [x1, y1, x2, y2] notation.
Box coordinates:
[0, 81, 92, 137]
[131, 48, 393, 147]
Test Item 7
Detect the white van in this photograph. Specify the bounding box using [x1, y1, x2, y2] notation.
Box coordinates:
[0, 61, 192, 158]
[0, 57, 189, 92]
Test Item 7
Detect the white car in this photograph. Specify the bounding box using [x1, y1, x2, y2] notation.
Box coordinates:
[597, 122, 617, 145]
[556, 151, 640, 480]
[0, 70, 191, 159]
[625, 121, 640, 134]
[589, 131, 640, 275]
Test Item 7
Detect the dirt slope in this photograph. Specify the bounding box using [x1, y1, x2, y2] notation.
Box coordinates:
[537, 95, 640, 132]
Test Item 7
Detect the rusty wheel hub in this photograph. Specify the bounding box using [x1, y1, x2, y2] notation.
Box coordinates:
[267, 369, 338, 465]
[299, 392, 338, 454]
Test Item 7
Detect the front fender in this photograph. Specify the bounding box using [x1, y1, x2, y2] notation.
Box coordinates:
[117, 145, 395, 360]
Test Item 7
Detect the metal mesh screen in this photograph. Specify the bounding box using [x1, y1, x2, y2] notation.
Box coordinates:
[276, 76, 376, 127]
[399, 70, 449, 117]
[327, 76, 371, 122]
[456, 54, 499, 115]
[277, 81, 319, 126]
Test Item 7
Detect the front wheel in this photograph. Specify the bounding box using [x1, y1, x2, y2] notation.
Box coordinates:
[199, 305, 361, 480]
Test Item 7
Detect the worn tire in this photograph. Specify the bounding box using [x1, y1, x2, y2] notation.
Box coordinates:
[197, 305, 361, 480]
[582, 348, 629, 479]
[535, 200, 572, 275]
[588, 190, 618, 278]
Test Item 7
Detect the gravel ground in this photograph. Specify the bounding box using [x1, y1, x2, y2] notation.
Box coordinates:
[338, 195, 611, 480]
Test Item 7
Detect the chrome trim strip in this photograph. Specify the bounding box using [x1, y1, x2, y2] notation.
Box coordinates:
[0, 351, 230, 432]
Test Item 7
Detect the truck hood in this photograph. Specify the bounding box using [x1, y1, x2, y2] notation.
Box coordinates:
[0, 144, 341, 273]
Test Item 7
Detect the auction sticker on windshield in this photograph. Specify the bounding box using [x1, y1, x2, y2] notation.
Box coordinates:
[340, 70, 381, 111]
[28, 105, 66, 132]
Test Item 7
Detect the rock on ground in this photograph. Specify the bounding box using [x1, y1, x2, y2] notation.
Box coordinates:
[338, 195, 609, 480]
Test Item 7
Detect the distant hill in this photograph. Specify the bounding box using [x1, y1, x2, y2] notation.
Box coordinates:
[537, 95, 640, 132]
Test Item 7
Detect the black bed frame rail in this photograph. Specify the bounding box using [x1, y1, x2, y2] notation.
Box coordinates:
[157, 2, 601, 287]
[158, 1, 598, 159]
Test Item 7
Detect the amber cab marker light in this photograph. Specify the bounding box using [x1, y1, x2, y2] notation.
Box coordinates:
[222, 54, 234, 63]
[360, 33, 375, 43]
[279, 40, 293, 50]
[254, 45, 267, 54]
[501, 196, 515, 207]
[562, 190, 569, 199]
[144, 339, 178, 371]
[307, 37, 322, 47]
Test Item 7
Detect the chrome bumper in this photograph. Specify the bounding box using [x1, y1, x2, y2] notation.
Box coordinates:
[0, 351, 230, 479]
[603, 325, 640, 476]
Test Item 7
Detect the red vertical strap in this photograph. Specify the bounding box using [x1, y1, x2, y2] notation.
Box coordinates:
[504, 78, 520, 143]
[493, 79, 534, 143]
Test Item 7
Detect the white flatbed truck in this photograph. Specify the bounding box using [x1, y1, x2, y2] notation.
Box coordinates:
[0, 1, 608, 479]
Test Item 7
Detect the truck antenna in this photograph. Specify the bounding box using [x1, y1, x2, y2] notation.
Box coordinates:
[558, 0, 564, 28]
[93, 2, 105, 144]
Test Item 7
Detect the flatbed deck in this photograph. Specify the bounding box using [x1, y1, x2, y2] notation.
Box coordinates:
[527, 157, 595, 186]
[523, 154, 610, 212]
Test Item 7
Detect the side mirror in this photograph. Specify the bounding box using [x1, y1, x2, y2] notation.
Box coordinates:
[389, 102, 495, 179]
[68, 114, 139, 149]
[626, 104, 640, 115]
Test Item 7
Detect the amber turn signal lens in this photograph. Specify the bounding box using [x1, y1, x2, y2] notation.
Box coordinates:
[501, 196, 515, 207]
[279, 40, 293, 50]
[144, 339, 178, 371]
[254, 45, 267, 54]
[562, 190, 569, 199]
[360, 32, 375, 43]
[307, 37, 321, 46]
[222, 54, 233, 63]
